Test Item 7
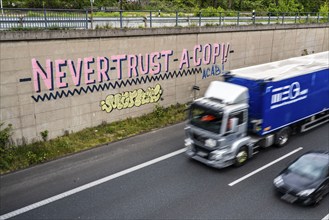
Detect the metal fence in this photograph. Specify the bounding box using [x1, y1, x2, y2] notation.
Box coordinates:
[0, 8, 88, 29]
[0, 8, 328, 30]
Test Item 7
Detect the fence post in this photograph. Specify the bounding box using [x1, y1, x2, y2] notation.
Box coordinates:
[149, 11, 152, 28]
[18, 15, 23, 27]
[90, 1, 94, 29]
[294, 12, 297, 23]
[317, 12, 320, 23]
[175, 11, 178, 27]
[85, 10, 88, 29]
[306, 13, 309, 23]
[44, 8, 48, 28]
[219, 12, 221, 26]
[237, 11, 240, 26]
[252, 10, 255, 24]
[120, 10, 123, 28]
[199, 11, 201, 27]
[282, 12, 285, 24]
[268, 12, 271, 24]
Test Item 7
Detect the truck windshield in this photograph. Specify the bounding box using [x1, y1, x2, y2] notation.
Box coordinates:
[189, 105, 223, 134]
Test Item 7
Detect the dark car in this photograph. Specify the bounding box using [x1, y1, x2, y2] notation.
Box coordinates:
[273, 151, 329, 206]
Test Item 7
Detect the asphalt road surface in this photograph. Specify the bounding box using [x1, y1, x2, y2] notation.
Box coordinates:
[1, 122, 328, 220]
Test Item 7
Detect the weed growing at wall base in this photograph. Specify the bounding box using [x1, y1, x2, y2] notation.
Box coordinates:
[0, 122, 13, 148]
[0, 103, 187, 174]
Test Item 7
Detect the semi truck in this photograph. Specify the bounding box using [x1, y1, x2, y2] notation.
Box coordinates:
[185, 51, 329, 168]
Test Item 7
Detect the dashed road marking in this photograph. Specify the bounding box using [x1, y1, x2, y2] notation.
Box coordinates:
[322, 213, 329, 220]
[0, 148, 186, 220]
[229, 147, 303, 186]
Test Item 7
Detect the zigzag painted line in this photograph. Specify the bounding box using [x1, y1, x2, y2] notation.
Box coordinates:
[31, 67, 202, 102]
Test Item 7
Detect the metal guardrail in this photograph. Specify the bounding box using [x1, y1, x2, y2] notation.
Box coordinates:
[0, 8, 328, 30]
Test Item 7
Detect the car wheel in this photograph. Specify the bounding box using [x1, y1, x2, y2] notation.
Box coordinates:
[312, 186, 329, 206]
[306, 197, 321, 207]
[275, 127, 290, 147]
[303, 198, 317, 206]
[234, 146, 248, 167]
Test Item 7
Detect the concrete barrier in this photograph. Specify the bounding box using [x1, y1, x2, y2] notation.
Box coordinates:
[1, 24, 328, 144]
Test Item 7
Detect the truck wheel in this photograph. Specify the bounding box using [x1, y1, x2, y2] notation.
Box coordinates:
[275, 127, 290, 147]
[234, 147, 248, 167]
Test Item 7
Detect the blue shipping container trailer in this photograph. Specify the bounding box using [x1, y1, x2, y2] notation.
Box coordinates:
[185, 51, 329, 168]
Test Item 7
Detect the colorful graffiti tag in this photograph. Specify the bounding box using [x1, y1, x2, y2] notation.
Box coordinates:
[26, 43, 230, 103]
[100, 84, 162, 113]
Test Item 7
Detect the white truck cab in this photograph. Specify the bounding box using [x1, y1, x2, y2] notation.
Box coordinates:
[185, 81, 252, 168]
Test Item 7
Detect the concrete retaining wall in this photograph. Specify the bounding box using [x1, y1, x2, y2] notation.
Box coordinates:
[1, 24, 328, 144]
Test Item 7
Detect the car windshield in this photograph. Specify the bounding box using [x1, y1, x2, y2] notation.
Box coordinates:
[189, 105, 223, 134]
[287, 154, 328, 180]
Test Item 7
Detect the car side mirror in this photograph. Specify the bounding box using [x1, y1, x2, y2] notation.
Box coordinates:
[228, 118, 239, 133]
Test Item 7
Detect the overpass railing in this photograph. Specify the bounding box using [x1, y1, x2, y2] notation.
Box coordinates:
[0, 8, 328, 30]
[0, 8, 87, 29]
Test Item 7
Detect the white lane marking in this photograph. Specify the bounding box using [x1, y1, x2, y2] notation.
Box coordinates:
[228, 147, 303, 187]
[322, 213, 329, 220]
[0, 148, 186, 220]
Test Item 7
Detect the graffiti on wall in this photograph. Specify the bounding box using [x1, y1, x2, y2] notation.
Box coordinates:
[20, 42, 231, 103]
[201, 64, 222, 79]
[100, 84, 163, 113]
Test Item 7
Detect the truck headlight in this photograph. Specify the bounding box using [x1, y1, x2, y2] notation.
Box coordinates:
[205, 139, 217, 148]
[185, 138, 193, 147]
[297, 189, 315, 197]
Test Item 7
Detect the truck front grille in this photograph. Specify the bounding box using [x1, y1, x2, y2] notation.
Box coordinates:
[192, 133, 206, 145]
[194, 145, 211, 159]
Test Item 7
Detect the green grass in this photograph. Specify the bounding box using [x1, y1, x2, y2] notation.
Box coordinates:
[0, 104, 188, 174]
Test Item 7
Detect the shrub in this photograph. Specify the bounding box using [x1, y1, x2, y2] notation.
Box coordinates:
[0, 122, 13, 148]
[40, 130, 49, 141]
[0, 103, 187, 174]
[193, 6, 225, 17]
[319, 2, 329, 22]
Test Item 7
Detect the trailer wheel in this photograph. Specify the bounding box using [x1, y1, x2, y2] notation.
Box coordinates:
[275, 127, 290, 147]
[234, 146, 248, 167]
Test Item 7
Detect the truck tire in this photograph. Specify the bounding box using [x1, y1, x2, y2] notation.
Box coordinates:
[234, 146, 248, 167]
[274, 127, 290, 147]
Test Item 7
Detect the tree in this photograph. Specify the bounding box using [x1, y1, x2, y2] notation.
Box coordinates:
[319, 0, 329, 18]
[7, 0, 329, 12]
[227, 0, 232, 9]
[268, 0, 303, 13]
[298, 0, 325, 12]
[240, 0, 264, 11]
[213, 0, 218, 8]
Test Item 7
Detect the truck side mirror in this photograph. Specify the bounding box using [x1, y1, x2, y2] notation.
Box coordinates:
[229, 118, 239, 133]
